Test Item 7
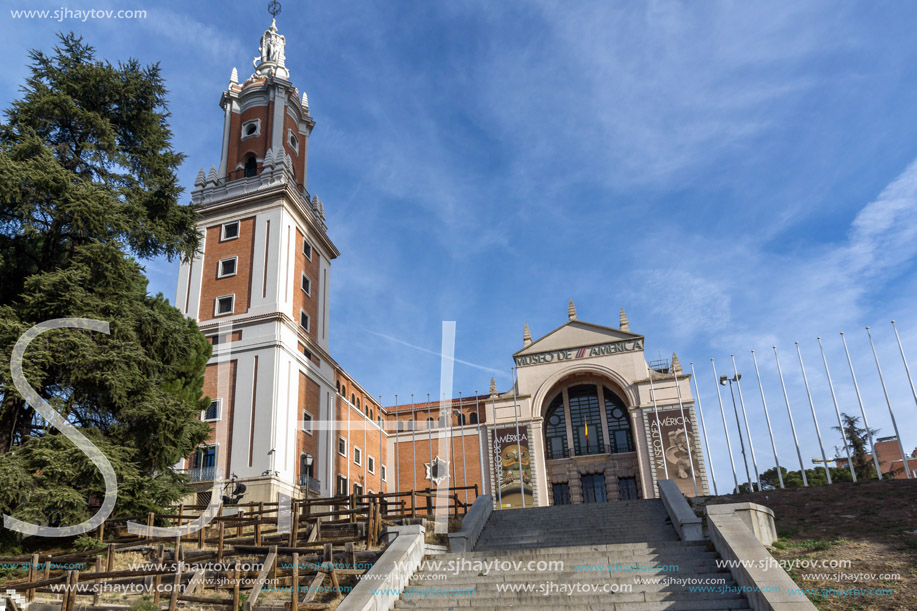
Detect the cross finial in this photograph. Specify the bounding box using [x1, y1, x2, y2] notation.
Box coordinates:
[268, 0, 282, 19]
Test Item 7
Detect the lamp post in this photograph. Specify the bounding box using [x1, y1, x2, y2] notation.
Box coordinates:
[720, 374, 753, 492]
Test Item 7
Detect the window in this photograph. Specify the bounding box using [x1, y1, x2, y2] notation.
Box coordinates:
[618, 477, 639, 500]
[243, 156, 258, 178]
[336, 381, 340, 392]
[218, 257, 238, 278]
[337, 436, 347, 457]
[369, 408, 374, 420]
[581, 473, 607, 504]
[368, 456, 375, 474]
[568, 385, 605, 456]
[427, 417, 435, 429]
[545, 394, 568, 459]
[552, 483, 571, 505]
[356, 398, 360, 409]
[604, 387, 635, 454]
[299, 310, 309, 331]
[302, 238, 312, 260]
[351, 394, 356, 405]
[241, 119, 260, 139]
[221, 221, 240, 241]
[353, 446, 362, 466]
[336, 475, 348, 496]
[301, 273, 311, 295]
[288, 129, 299, 153]
[215, 295, 235, 316]
[438, 414, 448, 428]
[397, 420, 404, 433]
[302, 410, 313, 434]
[203, 399, 221, 422]
[381, 465, 387, 481]
[455, 412, 466, 426]
[341, 385, 347, 396]
[353, 483, 363, 496]
[469, 412, 479, 425]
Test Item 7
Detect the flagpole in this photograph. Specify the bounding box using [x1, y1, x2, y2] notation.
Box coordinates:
[891, 321, 917, 415]
[866, 327, 913, 478]
[672, 367, 698, 496]
[512, 367, 525, 508]
[818, 337, 856, 482]
[475, 392, 486, 497]
[795, 342, 831, 484]
[690, 362, 718, 495]
[458, 391, 468, 504]
[731, 355, 760, 491]
[491, 391, 502, 508]
[774, 346, 808, 486]
[648, 364, 670, 481]
[411, 394, 417, 491]
[711, 358, 739, 492]
[751, 350, 784, 489]
[427, 393, 433, 481]
[840, 333, 882, 480]
[393, 394, 399, 494]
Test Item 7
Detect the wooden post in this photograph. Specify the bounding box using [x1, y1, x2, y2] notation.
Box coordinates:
[232, 563, 240, 611]
[168, 561, 181, 611]
[153, 544, 165, 605]
[217, 520, 225, 562]
[146, 512, 154, 541]
[177, 503, 184, 542]
[254, 502, 263, 546]
[345, 543, 355, 570]
[43, 558, 50, 581]
[61, 571, 72, 611]
[105, 543, 115, 573]
[350, 493, 356, 523]
[237, 508, 244, 539]
[92, 556, 102, 606]
[323, 543, 332, 564]
[26, 553, 38, 602]
[65, 570, 80, 611]
[198, 519, 205, 549]
[97, 519, 105, 543]
[270, 545, 278, 582]
[365, 497, 374, 548]
[289, 502, 299, 547]
[411, 491, 416, 518]
[291, 552, 299, 611]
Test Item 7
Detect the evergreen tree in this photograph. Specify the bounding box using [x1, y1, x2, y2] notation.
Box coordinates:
[0, 34, 209, 529]
[833, 413, 878, 480]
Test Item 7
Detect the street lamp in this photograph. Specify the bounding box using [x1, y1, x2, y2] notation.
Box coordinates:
[720, 374, 754, 491]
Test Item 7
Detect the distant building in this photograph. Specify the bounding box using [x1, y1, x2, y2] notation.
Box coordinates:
[175, 16, 710, 509]
[836, 437, 917, 479]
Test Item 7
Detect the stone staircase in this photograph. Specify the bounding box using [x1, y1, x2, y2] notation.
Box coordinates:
[395, 499, 752, 610]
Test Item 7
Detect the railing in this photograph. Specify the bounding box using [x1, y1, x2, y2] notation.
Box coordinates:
[180, 466, 216, 482]
[298, 474, 321, 493]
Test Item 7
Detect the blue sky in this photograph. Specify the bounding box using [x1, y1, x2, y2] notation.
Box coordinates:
[4, 1, 917, 491]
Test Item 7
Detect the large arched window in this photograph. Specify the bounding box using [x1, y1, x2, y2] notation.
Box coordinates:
[545, 394, 568, 459]
[469, 412, 478, 425]
[455, 412, 466, 426]
[568, 384, 605, 455]
[604, 387, 634, 453]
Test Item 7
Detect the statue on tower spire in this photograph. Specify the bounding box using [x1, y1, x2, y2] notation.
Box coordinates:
[253, 1, 288, 79]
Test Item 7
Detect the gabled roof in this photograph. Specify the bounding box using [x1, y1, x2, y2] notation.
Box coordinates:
[513, 320, 644, 357]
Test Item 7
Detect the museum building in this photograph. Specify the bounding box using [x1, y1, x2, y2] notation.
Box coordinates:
[174, 16, 710, 510]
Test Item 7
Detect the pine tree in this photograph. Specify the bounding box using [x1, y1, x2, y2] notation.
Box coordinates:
[833, 413, 878, 481]
[0, 33, 209, 529]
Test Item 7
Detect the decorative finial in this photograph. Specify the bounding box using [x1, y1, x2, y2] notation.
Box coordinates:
[671, 352, 682, 374]
[301, 92, 309, 109]
[523, 323, 532, 346]
[619, 307, 629, 331]
[489, 377, 497, 397]
[568, 299, 577, 321]
[230, 67, 238, 85]
[267, 0, 282, 19]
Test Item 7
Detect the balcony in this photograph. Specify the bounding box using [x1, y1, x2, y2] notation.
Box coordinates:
[299, 474, 321, 493]
[180, 466, 216, 482]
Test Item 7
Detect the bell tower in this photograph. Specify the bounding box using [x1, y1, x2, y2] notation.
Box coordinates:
[175, 5, 340, 503]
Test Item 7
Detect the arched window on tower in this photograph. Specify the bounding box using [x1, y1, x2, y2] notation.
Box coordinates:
[427, 417, 435, 429]
[469, 412, 478, 425]
[545, 393, 568, 459]
[603, 387, 634, 453]
[243, 155, 258, 178]
[455, 412, 466, 426]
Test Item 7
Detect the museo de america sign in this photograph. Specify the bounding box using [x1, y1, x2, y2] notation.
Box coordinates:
[514, 338, 643, 368]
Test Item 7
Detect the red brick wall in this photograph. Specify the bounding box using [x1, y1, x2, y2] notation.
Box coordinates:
[293, 228, 319, 341]
[198, 217, 256, 322]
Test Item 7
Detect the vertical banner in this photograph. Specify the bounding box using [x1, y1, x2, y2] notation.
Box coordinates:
[494, 425, 534, 508]
[648, 408, 700, 496]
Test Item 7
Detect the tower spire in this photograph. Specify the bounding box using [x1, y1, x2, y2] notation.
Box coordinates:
[619, 307, 630, 331]
[523, 322, 532, 346]
[568, 299, 577, 321]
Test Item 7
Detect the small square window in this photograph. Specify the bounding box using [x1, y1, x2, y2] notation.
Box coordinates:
[218, 257, 238, 278]
[381, 465, 387, 481]
[337, 436, 347, 457]
[221, 221, 240, 241]
[336, 475, 348, 496]
[215, 295, 234, 316]
[299, 311, 309, 331]
[368, 456, 375, 474]
[302, 410, 313, 434]
[353, 483, 363, 496]
[302, 239, 312, 260]
[301, 274, 311, 295]
[203, 399, 221, 422]
[354, 446, 362, 466]
[241, 119, 260, 140]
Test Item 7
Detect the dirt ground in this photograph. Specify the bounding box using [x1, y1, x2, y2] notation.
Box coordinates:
[690, 478, 917, 611]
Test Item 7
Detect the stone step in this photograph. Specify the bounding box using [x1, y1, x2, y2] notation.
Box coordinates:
[452, 540, 710, 557]
[394, 592, 752, 609]
[408, 576, 737, 589]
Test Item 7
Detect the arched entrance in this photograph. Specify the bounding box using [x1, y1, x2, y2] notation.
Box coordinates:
[541, 374, 642, 504]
